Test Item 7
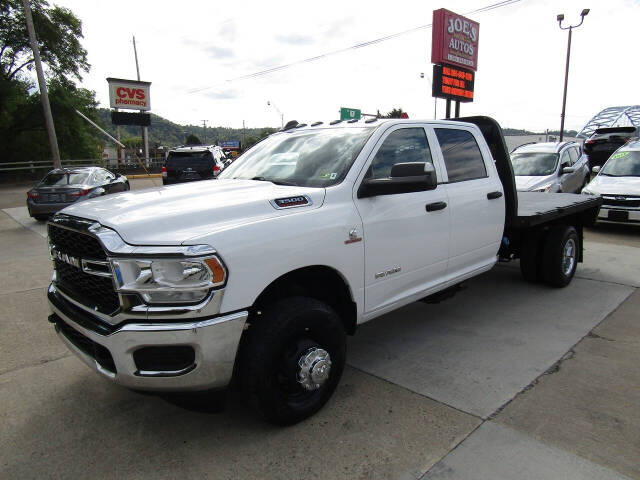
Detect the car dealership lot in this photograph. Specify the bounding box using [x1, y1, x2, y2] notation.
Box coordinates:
[1, 179, 638, 479]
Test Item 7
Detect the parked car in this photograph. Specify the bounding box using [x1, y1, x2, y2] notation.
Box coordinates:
[511, 141, 589, 193]
[26, 167, 129, 221]
[162, 145, 226, 185]
[583, 126, 639, 169]
[582, 140, 640, 224]
[46, 117, 600, 424]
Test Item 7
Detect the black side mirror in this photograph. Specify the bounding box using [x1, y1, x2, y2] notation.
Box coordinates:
[358, 162, 437, 198]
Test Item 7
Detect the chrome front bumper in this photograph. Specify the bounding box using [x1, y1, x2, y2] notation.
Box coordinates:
[597, 207, 640, 224]
[48, 285, 248, 392]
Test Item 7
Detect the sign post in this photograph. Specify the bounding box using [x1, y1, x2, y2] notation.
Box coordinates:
[431, 8, 479, 118]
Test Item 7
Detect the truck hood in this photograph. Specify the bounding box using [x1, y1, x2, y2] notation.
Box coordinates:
[515, 175, 555, 191]
[585, 175, 640, 196]
[60, 179, 326, 245]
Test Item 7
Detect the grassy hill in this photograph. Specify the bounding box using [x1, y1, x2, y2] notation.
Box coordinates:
[95, 108, 274, 148]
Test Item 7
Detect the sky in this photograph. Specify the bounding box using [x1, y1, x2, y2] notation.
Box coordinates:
[53, 0, 640, 133]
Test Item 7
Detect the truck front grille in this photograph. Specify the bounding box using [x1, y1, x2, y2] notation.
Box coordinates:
[48, 224, 107, 260]
[54, 260, 120, 314]
[49, 223, 120, 315]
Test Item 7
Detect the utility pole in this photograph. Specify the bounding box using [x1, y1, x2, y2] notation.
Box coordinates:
[132, 35, 149, 164]
[22, 0, 61, 169]
[242, 120, 246, 151]
[201, 120, 208, 144]
[557, 9, 589, 141]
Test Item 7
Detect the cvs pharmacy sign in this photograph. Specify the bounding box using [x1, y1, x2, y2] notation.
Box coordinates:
[107, 77, 151, 110]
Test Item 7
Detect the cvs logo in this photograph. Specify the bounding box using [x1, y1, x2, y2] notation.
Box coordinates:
[116, 87, 146, 100]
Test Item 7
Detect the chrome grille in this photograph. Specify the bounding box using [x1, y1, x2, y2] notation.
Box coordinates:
[601, 196, 640, 208]
[48, 223, 119, 315]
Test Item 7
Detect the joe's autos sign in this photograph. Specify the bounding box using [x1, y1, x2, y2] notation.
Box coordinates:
[431, 9, 480, 71]
[107, 77, 151, 110]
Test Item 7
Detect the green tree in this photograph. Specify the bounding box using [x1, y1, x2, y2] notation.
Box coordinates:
[185, 134, 201, 145]
[0, 0, 89, 82]
[0, 0, 97, 164]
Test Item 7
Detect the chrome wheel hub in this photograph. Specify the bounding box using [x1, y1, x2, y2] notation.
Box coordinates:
[297, 347, 331, 391]
[562, 238, 576, 276]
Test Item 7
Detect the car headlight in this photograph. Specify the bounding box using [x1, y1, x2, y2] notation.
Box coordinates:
[532, 184, 553, 193]
[111, 255, 226, 304]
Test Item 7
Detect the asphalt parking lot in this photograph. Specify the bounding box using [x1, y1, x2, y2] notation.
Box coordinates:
[1, 178, 639, 479]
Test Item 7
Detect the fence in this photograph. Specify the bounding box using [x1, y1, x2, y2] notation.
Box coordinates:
[0, 158, 165, 183]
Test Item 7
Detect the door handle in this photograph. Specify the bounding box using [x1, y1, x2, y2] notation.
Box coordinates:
[426, 201, 447, 212]
[487, 191, 503, 200]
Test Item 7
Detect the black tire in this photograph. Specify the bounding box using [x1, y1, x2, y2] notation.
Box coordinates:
[33, 215, 49, 222]
[239, 297, 346, 425]
[541, 225, 578, 288]
[519, 232, 542, 283]
[124, 182, 130, 191]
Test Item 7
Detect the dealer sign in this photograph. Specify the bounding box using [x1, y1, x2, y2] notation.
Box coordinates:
[107, 77, 151, 111]
[431, 9, 480, 72]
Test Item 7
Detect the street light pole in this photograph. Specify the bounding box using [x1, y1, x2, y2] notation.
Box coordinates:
[267, 101, 283, 128]
[557, 9, 589, 142]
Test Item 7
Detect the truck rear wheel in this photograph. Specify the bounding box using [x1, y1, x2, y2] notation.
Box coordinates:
[239, 297, 346, 425]
[541, 226, 578, 287]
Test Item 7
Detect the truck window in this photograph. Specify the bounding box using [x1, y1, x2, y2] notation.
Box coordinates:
[370, 128, 433, 179]
[568, 148, 578, 165]
[435, 128, 487, 182]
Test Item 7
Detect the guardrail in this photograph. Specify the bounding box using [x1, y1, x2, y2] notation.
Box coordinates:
[0, 158, 166, 182]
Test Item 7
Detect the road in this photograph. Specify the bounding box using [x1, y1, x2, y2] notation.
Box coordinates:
[1, 179, 638, 479]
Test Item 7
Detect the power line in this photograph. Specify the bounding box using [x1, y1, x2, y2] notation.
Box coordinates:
[188, 0, 523, 94]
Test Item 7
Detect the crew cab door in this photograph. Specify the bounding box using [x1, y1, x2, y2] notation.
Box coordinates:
[354, 125, 450, 316]
[432, 126, 505, 277]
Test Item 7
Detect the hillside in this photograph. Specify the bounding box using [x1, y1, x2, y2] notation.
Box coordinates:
[95, 109, 274, 148]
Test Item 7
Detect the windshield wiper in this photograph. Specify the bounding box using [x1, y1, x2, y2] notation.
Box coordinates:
[250, 176, 297, 186]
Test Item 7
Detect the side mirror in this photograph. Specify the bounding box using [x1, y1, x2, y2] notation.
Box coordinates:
[561, 166, 576, 174]
[592, 166, 601, 174]
[358, 162, 437, 198]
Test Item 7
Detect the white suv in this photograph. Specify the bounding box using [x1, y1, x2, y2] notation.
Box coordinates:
[511, 141, 589, 193]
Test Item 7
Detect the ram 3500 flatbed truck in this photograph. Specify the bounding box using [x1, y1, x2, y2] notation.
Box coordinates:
[47, 116, 601, 424]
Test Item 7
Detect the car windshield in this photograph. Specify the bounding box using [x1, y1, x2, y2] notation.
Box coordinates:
[600, 151, 640, 177]
[511, 152, 559, 176]
[218, 128, 373, 187]
[41, 172, 90, 186]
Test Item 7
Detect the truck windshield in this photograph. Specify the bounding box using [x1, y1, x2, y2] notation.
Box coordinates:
[218, 128, 373, 187]
[511, 152, 558, 176]
[600, 151, 640, 176]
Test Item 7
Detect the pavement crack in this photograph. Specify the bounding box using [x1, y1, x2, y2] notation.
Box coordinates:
[0, 353, 71, 377]
[587, 331, 615, 342]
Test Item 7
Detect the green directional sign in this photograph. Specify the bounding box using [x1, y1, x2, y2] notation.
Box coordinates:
[340, 107, 361, 121]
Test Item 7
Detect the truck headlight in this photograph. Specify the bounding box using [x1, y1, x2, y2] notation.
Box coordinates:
[111, 255, 226, 304]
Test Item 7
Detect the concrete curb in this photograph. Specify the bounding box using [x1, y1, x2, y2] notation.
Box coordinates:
[126, 174, 162, 179]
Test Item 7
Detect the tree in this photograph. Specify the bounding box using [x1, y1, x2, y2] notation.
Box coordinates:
[185, 134, 201, 145]
[0, 1, 96, 164]
[383, 108, 406, 119]
[0, 0, 89, 82]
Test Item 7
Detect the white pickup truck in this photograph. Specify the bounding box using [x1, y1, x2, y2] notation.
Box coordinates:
[47, 117, 601, 424]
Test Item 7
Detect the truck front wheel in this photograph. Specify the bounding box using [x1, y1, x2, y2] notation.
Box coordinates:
[239, 297, 346, 425]
[541, 225, 579, 287]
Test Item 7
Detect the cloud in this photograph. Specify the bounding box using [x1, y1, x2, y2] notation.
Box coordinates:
[204, 88, 239, 100]
[204, 46, 235, 59]
[218, 20, 237, 41]
[275, 34, 315, 45]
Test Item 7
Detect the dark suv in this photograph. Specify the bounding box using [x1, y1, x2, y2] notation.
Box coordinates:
[162, 146, 226, 185]
[583, 126, 639, 169]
